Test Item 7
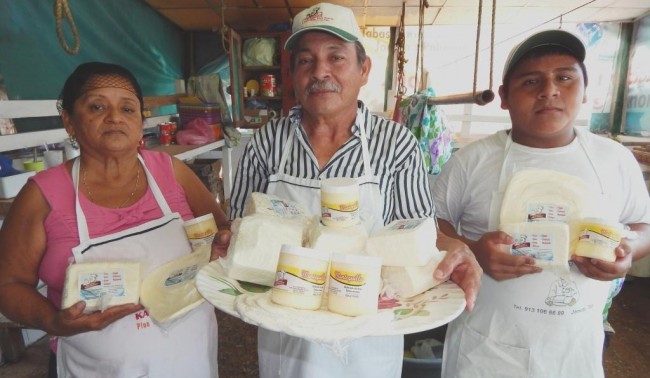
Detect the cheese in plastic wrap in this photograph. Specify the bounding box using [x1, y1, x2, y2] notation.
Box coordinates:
[140, 244, 211, 324]
[499, 169, 597, 252]
[62, 261, 142, 312]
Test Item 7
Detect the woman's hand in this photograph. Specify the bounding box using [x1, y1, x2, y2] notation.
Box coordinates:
[210, 229, 232, 261]
[49, 302, 143, 336]
[435, 233, 483, 311]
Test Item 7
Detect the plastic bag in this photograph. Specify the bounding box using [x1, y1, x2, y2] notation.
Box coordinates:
[176, 118, 216, 145]
[397, 88, 454, 175]
[242, 38, 277, 66]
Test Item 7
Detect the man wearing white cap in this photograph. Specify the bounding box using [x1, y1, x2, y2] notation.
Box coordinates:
[229, 2, 482, 377]
[432, 29, 650, 377]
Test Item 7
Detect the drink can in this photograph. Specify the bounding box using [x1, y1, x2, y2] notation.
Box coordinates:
[169, 121, 178, 144]
[260, 74, 276, 97]
[158, 122, 173, 146]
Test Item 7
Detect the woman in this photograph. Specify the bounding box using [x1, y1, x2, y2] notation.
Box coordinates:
[0, 62, 230, 377]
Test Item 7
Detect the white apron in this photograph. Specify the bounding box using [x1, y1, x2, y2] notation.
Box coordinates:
[57, 155, 218, 378]
[258, 118, 402, 378]
[443, 129, 611, 378]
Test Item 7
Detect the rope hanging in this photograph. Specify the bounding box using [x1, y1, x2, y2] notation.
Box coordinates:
[414, 0, 428, 93]
[54, 0, 80, 55]
[427, 0, 497, 106]
[395, 2, 407, 98]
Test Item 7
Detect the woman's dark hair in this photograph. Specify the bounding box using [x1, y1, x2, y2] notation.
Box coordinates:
[58, 62, 144, 117]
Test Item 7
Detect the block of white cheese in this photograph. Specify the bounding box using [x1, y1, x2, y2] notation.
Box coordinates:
[140, 244, 211, 324]
[307, 222, 368, 255]
[500, 169, 597, 252]
[62, 261, 142, 312]
[366, 218, 438, 267]
[499, 222, 570, 275]
[243, 192, 309, 219]
[381, 251, 446, 298]
[223, 213, 306, 286]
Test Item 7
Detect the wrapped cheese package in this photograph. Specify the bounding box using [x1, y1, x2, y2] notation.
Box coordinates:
[499, 169, 597, 252]
[499, 222, 571, 275]
[140, 244, 211, 324]
[62, 261, 142, 313]
[243, 192, 308, 219]
[366, 217, 438, 267]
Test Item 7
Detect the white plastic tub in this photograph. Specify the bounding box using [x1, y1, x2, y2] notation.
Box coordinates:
[0, 171, 35, 199]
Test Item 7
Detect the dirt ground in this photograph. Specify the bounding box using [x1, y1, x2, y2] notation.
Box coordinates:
[1, 276, 648, 377]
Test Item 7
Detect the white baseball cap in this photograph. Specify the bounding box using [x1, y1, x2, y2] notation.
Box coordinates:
[284, 3, 362, 50]
[502, 29, 586, 80]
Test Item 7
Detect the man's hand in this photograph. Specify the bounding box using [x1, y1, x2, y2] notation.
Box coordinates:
[471, 231, 542, 281]
[435, 233, 483, 311]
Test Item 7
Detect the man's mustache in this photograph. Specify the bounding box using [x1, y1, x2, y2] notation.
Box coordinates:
[306, 80, 341, 94]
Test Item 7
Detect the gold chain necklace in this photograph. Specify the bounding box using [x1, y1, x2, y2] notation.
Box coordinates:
[82, 164, 140, 208]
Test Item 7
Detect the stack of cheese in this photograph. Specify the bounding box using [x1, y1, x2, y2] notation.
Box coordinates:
[61, 244, 211, 324]
[498, 169, 598, 272]
[367, 217, 445, 298]
[222, 193, 310, 286]
[225, 192, 445, 303]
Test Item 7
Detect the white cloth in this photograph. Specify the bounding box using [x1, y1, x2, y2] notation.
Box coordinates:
[257, 109, 402, 377]
[432, 128, 650, 378]
[57, 156, 218, 378]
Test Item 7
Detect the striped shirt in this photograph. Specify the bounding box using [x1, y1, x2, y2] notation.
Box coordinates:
[228, 101, 434, 223]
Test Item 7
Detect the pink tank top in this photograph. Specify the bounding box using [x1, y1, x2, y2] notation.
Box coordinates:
[32, 150, 194, 308]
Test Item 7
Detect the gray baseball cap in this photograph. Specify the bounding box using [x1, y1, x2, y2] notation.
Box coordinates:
[503, 29, 586, 80]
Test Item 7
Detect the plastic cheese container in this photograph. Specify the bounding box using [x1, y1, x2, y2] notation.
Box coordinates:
[573, 217, 623, 262]
[271, 245, 331, 310]
[183, 213, 218, 249]
[320, 177, 360, 228]
[327, 252, 382, 316]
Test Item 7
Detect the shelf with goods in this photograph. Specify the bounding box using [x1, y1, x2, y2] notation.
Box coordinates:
[0, 97, 229, 213]
[228, 30, 295, 127]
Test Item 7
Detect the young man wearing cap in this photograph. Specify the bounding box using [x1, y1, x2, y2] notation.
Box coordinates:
[228, 2, 482, 377]
[431, 29, 650, 377]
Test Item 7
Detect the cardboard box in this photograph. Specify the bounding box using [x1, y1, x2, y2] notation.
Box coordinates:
[243, 109, 269, 127]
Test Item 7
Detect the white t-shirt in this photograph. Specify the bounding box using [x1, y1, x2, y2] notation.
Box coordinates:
[433, 128, 650, 241]
[431, 128, 650, 378]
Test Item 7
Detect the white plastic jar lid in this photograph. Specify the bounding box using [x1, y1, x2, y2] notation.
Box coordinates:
[321, 177, 359, 193]
[281, 244, 331, 262]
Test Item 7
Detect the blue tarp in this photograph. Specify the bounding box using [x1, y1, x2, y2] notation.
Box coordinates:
[0, 0, 184, 129]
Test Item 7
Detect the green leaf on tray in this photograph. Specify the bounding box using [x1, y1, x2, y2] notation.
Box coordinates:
[238, 281, 271, 293]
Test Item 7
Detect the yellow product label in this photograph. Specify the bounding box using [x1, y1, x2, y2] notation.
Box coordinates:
[322, 200, 359, 213]
[581, 223, 621, 242]
[330, 269, 366, 286]
[276, 264, 327, 285]
[188, 229, 215, 238]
